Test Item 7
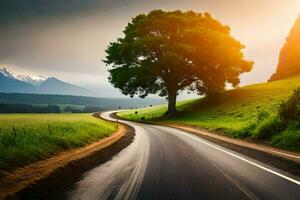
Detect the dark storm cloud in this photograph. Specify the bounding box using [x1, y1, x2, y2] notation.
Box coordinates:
[0, 0, 134, 25]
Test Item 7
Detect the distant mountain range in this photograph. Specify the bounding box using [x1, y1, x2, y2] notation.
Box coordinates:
[0, 67, 95, 96]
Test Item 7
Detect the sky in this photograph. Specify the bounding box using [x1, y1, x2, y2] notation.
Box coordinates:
[0, 0, 300, 98]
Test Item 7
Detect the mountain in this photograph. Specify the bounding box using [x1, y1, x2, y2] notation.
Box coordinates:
[0, 67, 45, 86]
[16, 74, 45, 86]
[37, 77, 94, 96]
[0, 67, 15, 79]
[0, 72, 33, 93]
[0, 67, 95, 96]
[269, 16, 300, 81]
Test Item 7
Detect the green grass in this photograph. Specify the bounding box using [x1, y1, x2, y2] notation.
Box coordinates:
[119, 98, 198, 121]
[118, 75, 300, 151]
[0, 113, 117, 170]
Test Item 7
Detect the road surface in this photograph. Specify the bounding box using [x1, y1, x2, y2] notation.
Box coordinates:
[68, 111, 300, 200]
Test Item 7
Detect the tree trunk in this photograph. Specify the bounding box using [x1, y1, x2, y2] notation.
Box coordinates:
[167, 90, 177, 115]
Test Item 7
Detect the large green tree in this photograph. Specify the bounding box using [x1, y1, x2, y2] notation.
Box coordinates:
[104, 10, 253, 115]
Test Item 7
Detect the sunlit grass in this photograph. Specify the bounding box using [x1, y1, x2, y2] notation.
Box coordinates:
[0, 113, 117, 170]
[118, 75, 300, 151]
[118, 98, 199, 121]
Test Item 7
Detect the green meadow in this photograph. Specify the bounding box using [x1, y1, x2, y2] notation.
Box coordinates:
[118, 76, 300, 152]
[0, 113, 117, 171]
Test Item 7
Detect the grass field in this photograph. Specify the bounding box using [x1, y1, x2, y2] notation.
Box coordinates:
[118, 76, 300, 152]
[0, 113, 117, 171]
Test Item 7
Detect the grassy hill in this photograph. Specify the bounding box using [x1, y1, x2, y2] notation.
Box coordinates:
[118, 75, 300, 151]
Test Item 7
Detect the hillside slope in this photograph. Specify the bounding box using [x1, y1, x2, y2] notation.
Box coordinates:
[270, 16, 300, 81]
[118, 76, 300, 151]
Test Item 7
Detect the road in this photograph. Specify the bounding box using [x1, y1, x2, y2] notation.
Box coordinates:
[68, 111, 300, 200]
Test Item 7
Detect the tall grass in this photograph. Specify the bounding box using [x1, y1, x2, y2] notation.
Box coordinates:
[0, 114, 117, 171]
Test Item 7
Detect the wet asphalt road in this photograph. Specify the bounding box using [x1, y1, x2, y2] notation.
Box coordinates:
[68, 111, 300, 200]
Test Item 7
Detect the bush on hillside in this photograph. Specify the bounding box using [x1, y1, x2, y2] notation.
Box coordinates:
[252, 88, 300, 151]
[271, 129, 300, 152]
[279, 88, 300, 121]
[253, 116, 284, 140]
[256, 110, 271, 121]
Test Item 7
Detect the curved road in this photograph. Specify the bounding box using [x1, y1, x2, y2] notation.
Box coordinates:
[68, 111, 300, 200]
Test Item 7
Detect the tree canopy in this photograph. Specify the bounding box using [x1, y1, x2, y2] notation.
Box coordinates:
[104, 10, 253, 115]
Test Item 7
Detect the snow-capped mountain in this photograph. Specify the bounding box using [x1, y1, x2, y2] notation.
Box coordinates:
[0, 67, 45, 86]
[0, 67, 95, 96]
[16, 74, 45, 86]
[0, 67, 15, 79]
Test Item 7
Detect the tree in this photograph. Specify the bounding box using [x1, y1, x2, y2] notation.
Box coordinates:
[184, 15, 253, 98]
[104, 10, 253, 115]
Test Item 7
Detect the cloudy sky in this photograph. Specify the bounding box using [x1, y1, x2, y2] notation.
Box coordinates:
[0, 0, 300, 97]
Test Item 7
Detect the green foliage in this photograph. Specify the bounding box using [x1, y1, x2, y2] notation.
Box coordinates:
[104, 10, 252, 113]
[252, 115, 284, 140]
[0, 114, 117, 171]
[251, 88, 300, 147]
[119, 76, 300, 152]
[271, 130, 300, 152]
[279, 88, 300, 120]
[256, 110, 271, 121]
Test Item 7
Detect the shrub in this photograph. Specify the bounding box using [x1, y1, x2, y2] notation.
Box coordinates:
[232, 129, 250, 138]
[249, 90, 300, 151]
[256, 110, 271, 122]
[271, 130, 300, 152]
[279, 88, 300, 121]
[252, 116, 285, 140]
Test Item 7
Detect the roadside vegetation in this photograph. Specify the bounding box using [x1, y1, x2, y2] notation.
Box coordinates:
[0, 113, 117, 171]
[118, 75, 300, 152]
